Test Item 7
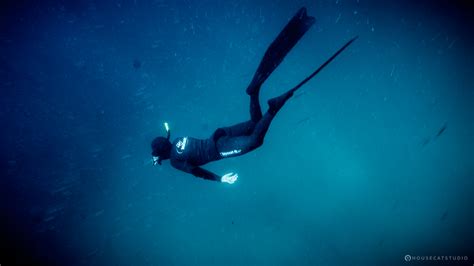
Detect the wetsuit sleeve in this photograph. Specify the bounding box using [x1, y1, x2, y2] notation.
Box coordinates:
[190, 167, 221, 182]
[171, 160, 221, 182]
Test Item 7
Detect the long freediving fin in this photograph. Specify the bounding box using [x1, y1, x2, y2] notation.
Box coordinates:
[267, 36, 358, 114]
[246, 7, 316, 95]
[289, 36, 358, 94]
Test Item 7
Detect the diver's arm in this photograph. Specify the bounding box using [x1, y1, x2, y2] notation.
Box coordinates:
[191, 167, 221, 182]
[172, 160, 237, 183]
[192, 167, 238, 183]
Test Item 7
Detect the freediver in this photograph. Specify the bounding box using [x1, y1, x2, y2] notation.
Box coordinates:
[150, 7, 357, 184]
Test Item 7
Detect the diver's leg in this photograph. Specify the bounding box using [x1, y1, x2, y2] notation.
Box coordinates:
[212, 120, 256, 142]
[250, 90, 262, 122]
[213, 90, 264, 141]
[246, 7, 315, 96]
[216, 87, 295, 153]
[212, 92, 262, 141]
[247, 112, 277, 146]
[222, 88, 296, 152]
[213, 86, 262, 141]
[216, 111, 278, 157]
[213, 86, 262, 143]
[216, 35, 359, 154]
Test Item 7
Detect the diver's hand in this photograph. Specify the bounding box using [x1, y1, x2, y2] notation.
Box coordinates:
[221, 172, 238, 184]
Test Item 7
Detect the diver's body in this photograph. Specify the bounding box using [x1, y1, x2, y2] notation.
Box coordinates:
[151, 7, 357, 184]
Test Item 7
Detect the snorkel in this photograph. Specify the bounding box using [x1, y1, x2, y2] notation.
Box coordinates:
[152, 122, 171, 166]
[164, 122, 170, 140]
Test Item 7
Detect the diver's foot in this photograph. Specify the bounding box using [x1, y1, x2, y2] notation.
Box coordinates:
[268, 90, 294, 115]
[246, 81, 262, 96]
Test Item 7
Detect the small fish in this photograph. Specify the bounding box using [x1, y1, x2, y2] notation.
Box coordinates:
[296, 117, 311, 125]
[421, 122, 447, 148]
[133, 59, 142, 69]
[421, 137, 431, 148]
[435, 123, 447, 138]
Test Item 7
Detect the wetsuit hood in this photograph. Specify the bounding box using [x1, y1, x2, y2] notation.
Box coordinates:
[151, 137, 172, 165]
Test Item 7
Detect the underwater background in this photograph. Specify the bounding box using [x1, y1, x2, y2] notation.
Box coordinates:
[1, 0, 473, 265]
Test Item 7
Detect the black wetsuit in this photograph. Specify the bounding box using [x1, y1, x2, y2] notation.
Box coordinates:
[169, 115, 273, 181]
[168, 7, 356, 181]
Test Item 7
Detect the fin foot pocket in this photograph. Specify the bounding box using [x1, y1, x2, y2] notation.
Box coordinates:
[268, 90, 294, 115]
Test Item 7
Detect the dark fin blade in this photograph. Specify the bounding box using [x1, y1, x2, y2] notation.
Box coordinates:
[267, 36, 358, 115]
[246, 7, 316, 95]
[289, 36, 358, 94]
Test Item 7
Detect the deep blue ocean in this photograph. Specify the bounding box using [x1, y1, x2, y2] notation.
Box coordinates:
[1, 0, 473, 265]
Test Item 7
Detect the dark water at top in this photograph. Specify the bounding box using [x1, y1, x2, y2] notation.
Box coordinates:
[1, 0, 473, 265]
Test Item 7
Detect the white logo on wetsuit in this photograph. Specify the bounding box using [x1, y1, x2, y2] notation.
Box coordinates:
[220, 149, 242, 157]
[176, 137, 188, 154]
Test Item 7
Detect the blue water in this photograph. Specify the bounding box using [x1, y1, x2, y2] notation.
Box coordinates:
[1, 1, 473, 265]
